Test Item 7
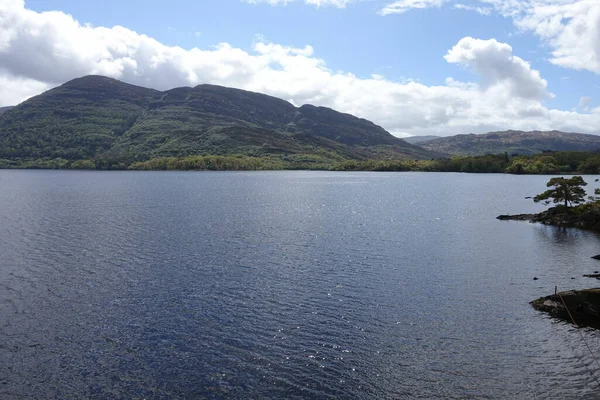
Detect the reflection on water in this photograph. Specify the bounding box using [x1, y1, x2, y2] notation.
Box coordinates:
[0, 170, 599, 399]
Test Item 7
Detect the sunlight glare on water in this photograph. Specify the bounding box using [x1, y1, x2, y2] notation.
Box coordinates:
[1, 170, 599, 399]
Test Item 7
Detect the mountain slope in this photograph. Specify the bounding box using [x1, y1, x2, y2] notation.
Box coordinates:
[420, 130, 600, 156]
[404, 135, 441, 145]
[0, 76, 436, 165]
[0, 106, 14, 115]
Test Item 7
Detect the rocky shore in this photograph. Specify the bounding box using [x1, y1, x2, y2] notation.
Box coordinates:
[531, 289, 600, 329]
[498, 206, 600, 328]
[497, 206, 600, 233]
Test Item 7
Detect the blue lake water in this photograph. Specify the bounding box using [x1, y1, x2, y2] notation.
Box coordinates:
[1, 170, 600, 399]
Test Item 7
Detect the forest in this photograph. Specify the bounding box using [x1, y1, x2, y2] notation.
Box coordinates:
[3, 150, 600, 174]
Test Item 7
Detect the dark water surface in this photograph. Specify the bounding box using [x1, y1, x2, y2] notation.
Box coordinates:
[1, 171, 600, 399]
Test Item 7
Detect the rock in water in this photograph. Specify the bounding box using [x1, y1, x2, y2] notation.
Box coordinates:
[583, 274, 600, 279]
[497, 214, 535, 221]
[531, 289, 600, 329]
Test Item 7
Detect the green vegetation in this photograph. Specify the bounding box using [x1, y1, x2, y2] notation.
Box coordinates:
[331, 153, 510, 172]
[0, 75, 437, 169]
[499, 176, 600, 233]
[500, 176, 600, 233]
[498, 151, 600, 174]
[129, 155, 286, 171]
[330, 151, 600, 174]
[533, 176, 587, 208]
[4, 150, 600, 173]
[4, 76, 600, 172]
[501, 176, 600, 329]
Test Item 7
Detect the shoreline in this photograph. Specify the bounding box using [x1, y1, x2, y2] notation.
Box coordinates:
[3, 151, 600, 174]
[531, 289, 600, 329]
[0, 166, 597, 175]
[497, 207, 600, 234]
[499, 206, 600, 328]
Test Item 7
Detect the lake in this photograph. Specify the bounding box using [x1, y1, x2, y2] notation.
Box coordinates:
[1, 170, 600, 399]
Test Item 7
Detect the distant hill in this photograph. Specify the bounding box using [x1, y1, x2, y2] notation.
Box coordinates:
[0, 76, 438, 168]
[419, 130, 600, 156]
[0, 106, 14, 115]
[404, 135, 441, 145]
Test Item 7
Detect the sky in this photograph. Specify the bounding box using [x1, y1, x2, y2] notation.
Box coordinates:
[0, 0, 599, 137]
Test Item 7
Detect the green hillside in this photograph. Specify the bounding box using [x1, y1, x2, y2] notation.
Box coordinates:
[0, 76, 436, 169]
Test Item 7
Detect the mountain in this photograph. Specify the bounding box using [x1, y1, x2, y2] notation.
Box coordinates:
[403, 135, 441, 145]
[0, 76, 437, 168]
[0, 106, 14, 115]
[419, 130, 600, 156]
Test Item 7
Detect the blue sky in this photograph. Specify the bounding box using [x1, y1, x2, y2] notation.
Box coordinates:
[1, 0, 600, 136]
[23, 0, 528, 84]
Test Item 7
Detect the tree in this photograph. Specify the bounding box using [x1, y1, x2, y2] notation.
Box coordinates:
[534, 176, 587, 208]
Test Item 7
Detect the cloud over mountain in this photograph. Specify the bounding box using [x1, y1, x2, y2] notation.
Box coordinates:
[1, 0, 599, 136]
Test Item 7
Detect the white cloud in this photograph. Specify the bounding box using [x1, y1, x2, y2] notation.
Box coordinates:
[444, 37, 551, 100]
[0, 70, 50, 105]
[380, 0, 447, 15]
[479, 0, 600, 75]
[454, 3, 492, 15]
[578, 96, 592, 111]
[1, 0, 600, 137]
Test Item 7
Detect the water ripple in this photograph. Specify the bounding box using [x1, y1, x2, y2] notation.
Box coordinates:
[1, 170, 600, 399]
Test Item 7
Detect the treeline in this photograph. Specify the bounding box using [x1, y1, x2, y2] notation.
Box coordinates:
[129, 155, 285, 171]
[3, 150, 600, 174]
[0, 155, 288, 171]
[330, 155, 509, 173]
[331, 151, 600, 174]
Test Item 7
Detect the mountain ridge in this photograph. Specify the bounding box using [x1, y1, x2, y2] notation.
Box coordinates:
[404, 135, 441, 145]
[0, 75, 437, 167]
[418, 130, 600, 156]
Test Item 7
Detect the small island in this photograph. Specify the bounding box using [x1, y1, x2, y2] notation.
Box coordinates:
[498, 176, 600, 328]
[498, 176, 600, 233]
